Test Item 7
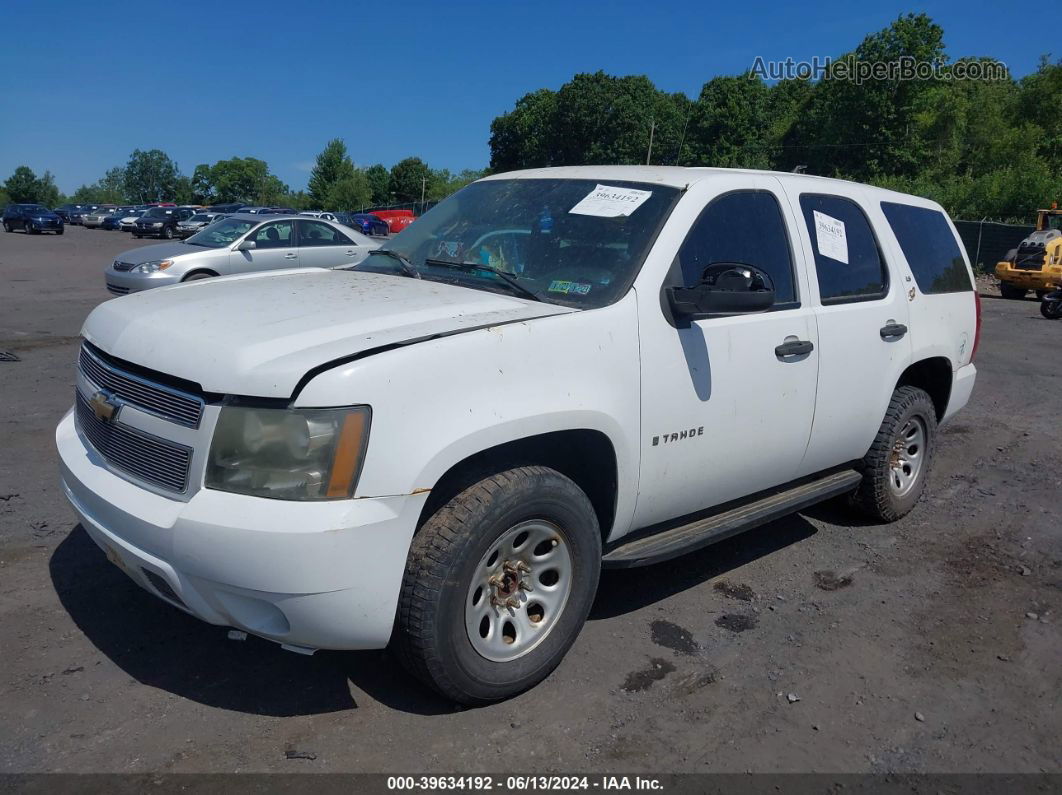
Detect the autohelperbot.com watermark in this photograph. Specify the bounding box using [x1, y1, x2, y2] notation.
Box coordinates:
[750, 55, 1009, 84]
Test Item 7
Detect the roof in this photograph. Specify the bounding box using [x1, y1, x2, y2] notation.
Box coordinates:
[479, 165, 922, 201]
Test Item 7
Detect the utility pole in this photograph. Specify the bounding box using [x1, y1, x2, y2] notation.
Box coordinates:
[646, 118, 656, 165]
[420, 176, 426, 208]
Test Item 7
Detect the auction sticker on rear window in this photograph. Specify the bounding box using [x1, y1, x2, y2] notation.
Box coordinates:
[569, 184, 652, 218]
[548, 280, 592, 295]
[813, 210, 849, 264]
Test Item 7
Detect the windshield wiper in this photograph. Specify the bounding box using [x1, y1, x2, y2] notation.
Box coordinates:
[370, 249, 420, 279]
[423, 259, 542, 302]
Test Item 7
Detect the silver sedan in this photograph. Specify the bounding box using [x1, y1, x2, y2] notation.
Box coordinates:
[104, 213, 380, 295]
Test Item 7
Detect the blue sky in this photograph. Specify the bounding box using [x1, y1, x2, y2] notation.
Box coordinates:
[0, 0, 1053, 194]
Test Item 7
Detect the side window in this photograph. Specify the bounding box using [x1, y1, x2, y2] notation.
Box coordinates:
[799, 194, 887, 304]
[251, 221, 294, 249]
[299, 220, 352, 247]
[677, 190, 797, 306]
[880, 202, 972, 294]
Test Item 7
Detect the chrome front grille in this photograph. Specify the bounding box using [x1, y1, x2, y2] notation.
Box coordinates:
[74, 391, 192, 493]
[113, 260, 138, 271]
[79, 345, 203, 428]
[106, 283, 130, 295]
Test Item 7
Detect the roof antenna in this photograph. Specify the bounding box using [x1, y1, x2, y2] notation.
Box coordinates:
[792, 165, 808, 174]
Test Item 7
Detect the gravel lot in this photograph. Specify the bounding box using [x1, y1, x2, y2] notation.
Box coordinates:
[1, 225, 1060, 774]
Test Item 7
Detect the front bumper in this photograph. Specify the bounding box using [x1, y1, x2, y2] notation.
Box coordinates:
[56, 409, 426, 650]
[995, 264, 1061, 289]
[105, 267, 183, 295]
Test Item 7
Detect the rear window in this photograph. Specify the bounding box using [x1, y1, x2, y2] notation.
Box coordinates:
[880, 202, 972, 294]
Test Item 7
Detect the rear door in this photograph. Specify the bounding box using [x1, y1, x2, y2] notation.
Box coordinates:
[781, 183, 913, 476]
[296, 219, 374, 269]
[231, 219, 298, 272]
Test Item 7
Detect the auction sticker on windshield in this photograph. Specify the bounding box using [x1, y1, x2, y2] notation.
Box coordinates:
[569, 184, 653, 218]
[813, 210, 849, 264]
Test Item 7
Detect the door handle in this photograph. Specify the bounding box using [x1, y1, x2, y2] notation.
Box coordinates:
[775, 339, 814, 358]
[345, 250, 355, 256]
[284, 253, 297, 259]
[880, 323, 908, 339]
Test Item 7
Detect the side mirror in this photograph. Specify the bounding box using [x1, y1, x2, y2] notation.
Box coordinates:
[236, 239, 256, 251]
[667, 263, 775, 324]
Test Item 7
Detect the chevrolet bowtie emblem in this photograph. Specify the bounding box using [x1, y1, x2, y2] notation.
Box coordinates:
[89, 390, 120, 423]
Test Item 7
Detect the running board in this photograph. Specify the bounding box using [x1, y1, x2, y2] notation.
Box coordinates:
[602, 469, 863, 569]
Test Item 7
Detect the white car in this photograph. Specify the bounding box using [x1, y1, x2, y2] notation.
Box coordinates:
[118, 209, 146, 231]
[299, 211, 338, 222]
[57, 166, 978, 704]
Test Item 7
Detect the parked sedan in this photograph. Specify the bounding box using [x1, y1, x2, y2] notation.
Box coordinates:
[3, 204, 64, 234]
[82, 206, 119, 228]
[118, 209, 146, 231]
[176, 212, 225, 238]
[132, 206, 196, 239]
[339, 212, 390, 236]
[105, 213, 380, 294]
[53, 203, 84, 223]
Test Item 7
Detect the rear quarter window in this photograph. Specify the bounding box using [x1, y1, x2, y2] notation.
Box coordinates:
[880, 202, 972, 294]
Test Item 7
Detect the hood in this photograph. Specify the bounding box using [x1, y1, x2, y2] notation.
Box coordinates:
[82, 269, 575, 397]
[114, 241, 195, 265]
[34, 211, 60, 219]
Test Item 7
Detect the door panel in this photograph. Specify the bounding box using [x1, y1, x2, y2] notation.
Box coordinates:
[229, 220, 298, 273]
[633, 176, 819, 531]
[297, 219, 370, 269]
[780, 184, 913, 476]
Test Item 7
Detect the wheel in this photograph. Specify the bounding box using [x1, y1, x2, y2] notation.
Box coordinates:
[56, 228, 64, 235]
[181, 272, 214, 282]
[2, 222, 10, 233]
[394, 466, 601, 704]
[162, 226, 173, 239]
[132, 234, 141, 239]
[852, 386, 937, 522]
[27, 224, 39, 234]
[999, 282, 1027, 299]
[1040, 299, 1062, 320]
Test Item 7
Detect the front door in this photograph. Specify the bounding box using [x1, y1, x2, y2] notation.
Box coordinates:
[632, 176, 820, 529]
[232, 219, 299, 273]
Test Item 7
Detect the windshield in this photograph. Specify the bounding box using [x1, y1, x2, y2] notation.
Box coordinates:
[185, 217, 256, 247]
[143, 208, 172, 218]
[1047, 214, 1062, 232]
[356, 178, 679, 308]
[189, 213, 211, 222]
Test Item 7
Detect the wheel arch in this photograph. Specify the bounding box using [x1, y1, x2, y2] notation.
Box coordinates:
[181, 269, 219, 280]
[896, 356, 952, 420]
[416, 429, 620, 544]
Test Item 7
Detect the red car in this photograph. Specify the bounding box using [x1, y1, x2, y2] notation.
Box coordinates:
[370, 209, 415, 233]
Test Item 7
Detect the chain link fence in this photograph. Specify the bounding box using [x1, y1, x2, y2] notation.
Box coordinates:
[953, 219, 1035, 274]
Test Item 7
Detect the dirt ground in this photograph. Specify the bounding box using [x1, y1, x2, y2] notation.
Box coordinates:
[1, 225, 1059, 774]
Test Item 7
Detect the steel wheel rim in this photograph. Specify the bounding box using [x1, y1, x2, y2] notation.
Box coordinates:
[889, 416, 926, 497]
[464, 519, 573, 663]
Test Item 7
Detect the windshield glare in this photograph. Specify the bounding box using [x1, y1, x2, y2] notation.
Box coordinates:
[356, 178, 679, 308]
[185, 217, 256, 247]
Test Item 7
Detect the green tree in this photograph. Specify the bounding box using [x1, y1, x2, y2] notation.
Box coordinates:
[35, 171, 61, 207]
[192, 157, 286, 204]
[364, 163, 391, 205]
[389, 157, 433, 202]
[686, 74, 773, 168]
[4, 166, 42, 203]
[123, 149, 181, 202]
[308, 139, 356, 206]
[325, 172, 372, 211]
[489, 88, 559, 170]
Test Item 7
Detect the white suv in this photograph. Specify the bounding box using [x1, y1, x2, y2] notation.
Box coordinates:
[56, 166, 979, 704]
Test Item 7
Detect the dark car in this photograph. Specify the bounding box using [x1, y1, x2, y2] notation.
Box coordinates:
[54, 203, 85, 223]
[100, 208, 135, 230]
[3, 204, 64, 234]
[335, 211, 389, 236]
[205, 203, 247, 214]
[132, 206, 195, 239]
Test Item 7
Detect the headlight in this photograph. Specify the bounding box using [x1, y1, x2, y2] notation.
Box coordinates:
[152, 221, 163, 227]
[205, 405, 371, 500]
[137, 259, 173, 273]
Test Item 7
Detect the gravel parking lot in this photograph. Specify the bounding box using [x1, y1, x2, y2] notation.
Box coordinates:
[1, 225, 1060, 774]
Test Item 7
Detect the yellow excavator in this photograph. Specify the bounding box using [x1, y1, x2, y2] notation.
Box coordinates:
[995, 206, 1062, 299]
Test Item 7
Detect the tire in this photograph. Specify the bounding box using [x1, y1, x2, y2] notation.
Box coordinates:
[3, 222, 10, 233]
[132, 234, 141, 239]
[27, 225, 39, 235]
[999, 282, 1027, 300]
[162, 226, 173, 239]
[1040, 299, 1062, 320]
[181, 272, 214, 282]
[394, 466, 601, 705]
[56, 228, 64, 235]
[852, 386, 938, 522]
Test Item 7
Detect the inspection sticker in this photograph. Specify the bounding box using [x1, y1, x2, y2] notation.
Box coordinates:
[813, 210, 848, 264]
[569, 184, 652, 217]
[548, 280, 592, 295]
